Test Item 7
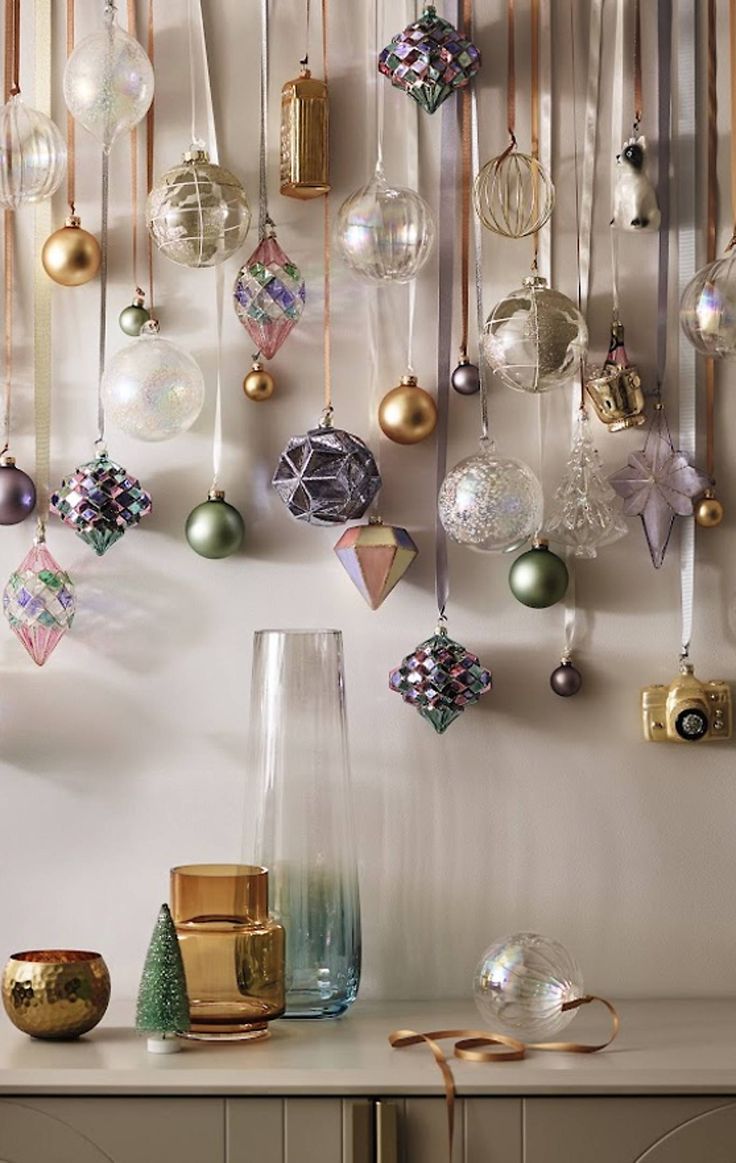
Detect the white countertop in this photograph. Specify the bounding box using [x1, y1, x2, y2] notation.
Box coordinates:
[0, 999, 734, 1097]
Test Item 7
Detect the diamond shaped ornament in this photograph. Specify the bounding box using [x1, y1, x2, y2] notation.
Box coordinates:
[334, 518, 418, 609]
[3, 540, 76, 666]
[51, 451, 152, 555]
[378, 5, 481, 114]
[273, 422, 382, 526]
[389, 625, 492, 733]
[233, 234, 305, 359]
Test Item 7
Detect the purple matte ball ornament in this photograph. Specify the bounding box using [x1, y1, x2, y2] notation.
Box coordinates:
[0, 455, 37, 525]
[550, 659, 582, 697]
[451, 360, 480, 395]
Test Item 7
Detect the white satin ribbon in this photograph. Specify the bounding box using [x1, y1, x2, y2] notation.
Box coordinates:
[537, 0, 552, 283]
[610, 0, 624, 313]
[470, 88, 488, 439]
[34, 0, 52, 531]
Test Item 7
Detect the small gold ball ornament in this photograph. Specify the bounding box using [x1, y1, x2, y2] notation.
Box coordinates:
[41, 214, 101, 286]
[694, 490, 724, 528]
[243, 360, 275, 402]
[378, 374, 438, 445]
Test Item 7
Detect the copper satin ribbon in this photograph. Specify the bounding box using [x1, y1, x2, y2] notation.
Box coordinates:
[146, 0, 155, 311]
[390, 996, 620, 1163]
[2, 0, 18, 454]
[633, 0, 642, 128]
[128, 0, 140, 292]
[530, 0, 539, 267]
[66, 0, 75, 213]
[322, 0, 331, 414]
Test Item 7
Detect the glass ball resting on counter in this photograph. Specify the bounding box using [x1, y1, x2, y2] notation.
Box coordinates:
[473, 932, 584, 1041]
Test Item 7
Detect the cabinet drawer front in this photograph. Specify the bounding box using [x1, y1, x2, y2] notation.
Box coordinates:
[401, 1098, 522, 1163]
[227, 1098, 344, 1163]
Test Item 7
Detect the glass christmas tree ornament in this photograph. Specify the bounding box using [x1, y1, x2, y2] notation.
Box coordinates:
[0, 94, 66, 208]
[389, 624, 492, 734]
[51, 450, 152, 556]
[147, 146, 250, 268]
[0, 455, 36, 525]
[473, 148, 555, 239]
[335, 169, 435, 284]
[679, 249, 736, 358]
[334, 517, 418, 610]
[273, 417, 382, 526]
[233, 233, 305, 359]
[102, 320, 205, 442]
[378, 5, 481, 114]
[585, 319, 646, 431]
[3, 539, 76, 666]
[438, 439, 543, 553]
[545, 409, 628, 559]
[474, 932, 584, 1041]
[482, 275, 588, 394]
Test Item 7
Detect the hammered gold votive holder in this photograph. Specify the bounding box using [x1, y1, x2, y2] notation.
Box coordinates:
[2, 950, 111, 1039]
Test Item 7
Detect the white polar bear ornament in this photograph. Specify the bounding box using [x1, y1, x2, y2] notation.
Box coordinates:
[612, 137, 661, 231]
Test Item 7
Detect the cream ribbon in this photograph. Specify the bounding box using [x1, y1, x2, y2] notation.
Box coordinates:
[33, 0, 52, 532]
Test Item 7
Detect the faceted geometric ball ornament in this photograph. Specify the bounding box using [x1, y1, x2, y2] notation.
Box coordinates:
[51, 451, 152, 556]
[389, 624, 492, 734]
[233, 234, 305, 359]
[272, 419, 382, 526]
[3, 540, 76, 666]
[334, 517, 418, 610]
[473, 932, 584, 1041]
[378, 5, 481, 115]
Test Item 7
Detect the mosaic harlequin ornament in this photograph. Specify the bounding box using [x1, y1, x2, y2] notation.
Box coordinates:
[51, 450, 152, 556]
[272, 416, 382, 526]
[233, 233, 305, 359]
[389, 623, 492, 734]
[609, 405, 708, 569]
[334, 517, 418, 610]
[378, 5, 481, 115]
[3, 539, 76, 666]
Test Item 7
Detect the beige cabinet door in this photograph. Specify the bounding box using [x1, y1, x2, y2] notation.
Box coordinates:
[396, 1098, 522, 1163]
[227, 1098, 345, 1163]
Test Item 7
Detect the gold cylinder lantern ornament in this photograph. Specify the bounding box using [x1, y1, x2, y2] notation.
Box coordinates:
[280, 69, 330, 200]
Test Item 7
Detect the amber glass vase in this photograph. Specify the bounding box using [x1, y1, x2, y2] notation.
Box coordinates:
[171, 864, 285, 1041]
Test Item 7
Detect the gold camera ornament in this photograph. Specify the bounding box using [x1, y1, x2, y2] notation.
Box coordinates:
[642, 663, 731, 743]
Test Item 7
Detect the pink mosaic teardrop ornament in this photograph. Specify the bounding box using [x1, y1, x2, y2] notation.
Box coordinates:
[233, 234, 305, 360]
[3, 540, 76, 665]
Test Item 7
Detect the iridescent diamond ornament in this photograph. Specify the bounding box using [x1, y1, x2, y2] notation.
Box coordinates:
[233, 233, 305, 359]
[389, 624, 492, 734]
[334, 517, 418, 610]
[545, 409, 628, 559]
[51, 450, 152, 556]
[272, 417, 382, 526]
[3, 539, 76, 666]
[378, 5, 481, 115]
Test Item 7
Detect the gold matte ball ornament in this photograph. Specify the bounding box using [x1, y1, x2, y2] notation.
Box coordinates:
[694, 491, 724, 528]
[42, 214, 101, 286]
[243, 361, 275, 401]
[378, 374, 437, 445]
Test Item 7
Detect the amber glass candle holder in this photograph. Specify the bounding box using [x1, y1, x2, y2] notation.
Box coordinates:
[2, 950, 110, 1039]
[171, 864, 285, 1042]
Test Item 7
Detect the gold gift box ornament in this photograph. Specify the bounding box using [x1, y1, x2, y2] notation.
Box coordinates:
[280, 67, 330, 200]
[585, 319, 645, 432]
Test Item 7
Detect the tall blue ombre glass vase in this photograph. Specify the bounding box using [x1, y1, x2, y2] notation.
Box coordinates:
[249, 630, 361, 1018]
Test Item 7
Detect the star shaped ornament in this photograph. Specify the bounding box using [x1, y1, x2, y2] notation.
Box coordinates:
[609, 405, 708, 568]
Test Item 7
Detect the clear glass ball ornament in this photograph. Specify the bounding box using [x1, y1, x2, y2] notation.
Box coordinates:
[101, 321, 205, 442]
[473, 932, 585, 1041]
[335, 167, 435, 283]
[680, 250, 736, 358]
[147, 146, 251, 268]
[438, 439, 543, 552]
[0, 94, 66, 208]
[482, 275, 588, 393]
[63, 6, 154, 151]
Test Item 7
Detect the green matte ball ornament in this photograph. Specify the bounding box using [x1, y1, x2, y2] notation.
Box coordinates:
[509, 539, 569, 608]
[119, 289, 151, 337]
[185, 490, 244, 559]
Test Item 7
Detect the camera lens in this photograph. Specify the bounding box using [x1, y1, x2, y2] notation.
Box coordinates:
[675, 707, 709, 741]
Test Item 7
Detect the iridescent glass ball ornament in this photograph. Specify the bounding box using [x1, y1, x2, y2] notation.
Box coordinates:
[102, 320, 205, 442]
[185, 491, 245, 559]
[680, 250, 736, 358]
[3, 539, 76, 666]
[482, 275, 588, 393]
[378, 5, 481, 114]
[234, 233, 305, 358]
[335, 169, 435, 283]
[51, 451, 152, 556]
[272, 417, 382, 526]
[473, 932, 584, 1041]
[438, 440, 543, 553]
[0, 94, 66, 208]
[147, 147, 251, 268]
[473, 148, 555, 238]
[0, 455, 36, 524]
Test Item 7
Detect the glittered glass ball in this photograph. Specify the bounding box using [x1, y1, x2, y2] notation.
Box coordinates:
[102, 322, 205, 442]
[473, 150, 555, 238]
[147, 147, 251, 267]
[63, 14, 153, 150]
[680, 252, 736, 358]
[438, 442, 543, 552]
[482, 275, 588, 393]
[0, 94, 66, 208]
[474, 932, 584, 1041]
[335, 170, 435, 283]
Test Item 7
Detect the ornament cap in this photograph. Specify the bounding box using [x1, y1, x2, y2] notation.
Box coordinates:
[182, 146, 210, 164]
[522, 274, 549, 290]
[1, 453, 16, 467]
[64, 213, 81, 228]
[132, 287, 146, 307]
[400, 374, 418, 387]
[208, 489, 226, 501]
[139, 318, 161, 335]
[368, 514, 384, 526]
[532, 536, 549, 549]
[251, 359, 264, 372]
[680, 661, 695, 676]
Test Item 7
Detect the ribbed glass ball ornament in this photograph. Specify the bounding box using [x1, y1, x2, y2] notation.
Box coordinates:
[0, 94, 66, 208]
[438, 439, 543, 552]
[473, 149, 555, 238]
[147, 147, 251, 268]
[473, 932, 584, 1041]
[335, 168, 435, 283]
[101, 321, 205, 442]
[482, 275, 588, 393]
[680, 251, 736, 358]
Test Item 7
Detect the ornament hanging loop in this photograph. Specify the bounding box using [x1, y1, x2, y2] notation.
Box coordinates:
[319, 404, 334, 428]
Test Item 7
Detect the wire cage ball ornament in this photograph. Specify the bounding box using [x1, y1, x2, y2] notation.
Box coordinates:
[147, 145, 251, 268]
[335, 168, 435, 284]
[0, 94, 66, 209]
[438, 439, 543, 553]
[680, 246, 736, 358]
[473, 142, 555, 238]
[482, 274, 588, 394]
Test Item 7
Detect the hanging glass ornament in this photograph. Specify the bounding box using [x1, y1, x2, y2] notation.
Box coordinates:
[0, 454, 36, 525]
[585, 318, 646, 430]
[3, 538, 75, 666]
[0, 93, 66, 209]
[51, 450, 152, 556]
[280, 67, 330, 199]
[272, 415, 382, 526]
[694, 490, 724, 528]
[334, 517, 418, 610]
[335, 168, 435, 284]
[451, 359, 480, 396]
[243, 360, 275, 402]
[41, 213, 101, 286]
[389, 622, 492, 734]
[378, 374, 437, 444]
[611, 137, 661, 231]
[545, 409, 627, 559]
[185, 490, 245, 559]
[550, 658, 583, 697]
[119, 288, 151, 337]
[473, 932, 584, 1040]
[481, 275, 588, 394]
[509, 539, 569, 608]
[146, 146, 250, 268]
[101, 320, 205, 443]
[233, 233, 305, 359]
[438, 439, 543, 553]
[378, 5, 481, 115]
[679, 248, 736, 358]
[473, 146, 555, 239]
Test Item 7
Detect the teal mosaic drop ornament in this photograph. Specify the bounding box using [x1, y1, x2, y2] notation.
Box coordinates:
[378, 6, 481, 115]
[51, 450, 152, 555]
[389, 624, 492, 733]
